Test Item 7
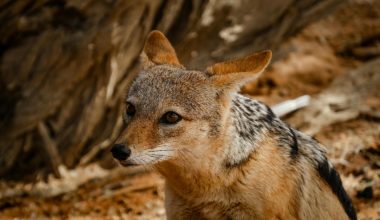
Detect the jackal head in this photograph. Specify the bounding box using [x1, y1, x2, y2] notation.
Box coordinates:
[111, 31, 271, 168]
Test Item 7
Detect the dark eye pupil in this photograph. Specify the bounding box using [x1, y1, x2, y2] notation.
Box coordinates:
[161, 111, 182, 124]
[126, 103, 136, 116]
[166, 112, 178, 122]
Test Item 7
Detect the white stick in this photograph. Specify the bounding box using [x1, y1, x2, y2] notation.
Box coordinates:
[271, 95, 311, 117]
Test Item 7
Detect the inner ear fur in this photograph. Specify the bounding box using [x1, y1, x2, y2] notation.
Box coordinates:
[142, 30, 182, 67]
[207, 50, 272, 87]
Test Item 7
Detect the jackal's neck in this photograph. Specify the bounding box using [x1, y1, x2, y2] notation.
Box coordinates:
[224, 94, 276, 167]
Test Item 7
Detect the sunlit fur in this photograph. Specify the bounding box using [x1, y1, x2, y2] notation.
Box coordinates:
[113, 31, 356, 220]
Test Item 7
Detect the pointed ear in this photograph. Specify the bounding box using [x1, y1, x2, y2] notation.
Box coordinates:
[207, 50, 272, 88]
[141, 30, 182, 68]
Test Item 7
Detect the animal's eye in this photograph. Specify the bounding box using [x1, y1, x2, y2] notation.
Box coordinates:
[125, 102, 136, 117]
[160, 111, 182, 124]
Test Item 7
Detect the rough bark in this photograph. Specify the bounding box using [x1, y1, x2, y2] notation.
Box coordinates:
[0, 0, 345, 181]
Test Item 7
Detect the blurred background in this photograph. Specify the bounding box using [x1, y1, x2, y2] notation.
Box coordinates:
[0, 0, 379, 219]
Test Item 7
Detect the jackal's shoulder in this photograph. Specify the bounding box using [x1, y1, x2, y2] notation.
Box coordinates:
[230, 94, 356, 220]
[231, 93, 325, 161]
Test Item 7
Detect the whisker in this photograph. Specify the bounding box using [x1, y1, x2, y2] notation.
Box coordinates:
[126, 143, 176, 165]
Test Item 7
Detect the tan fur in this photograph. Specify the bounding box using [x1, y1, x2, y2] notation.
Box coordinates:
[143, 30, 182, 67]
[113, 31, 352, 220]
[157, 133, 347, 220]
[207, 50, 271, 75]
[207, 50, 272, 89]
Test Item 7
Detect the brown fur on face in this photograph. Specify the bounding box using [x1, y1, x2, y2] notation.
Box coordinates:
[118, 29, 271, 166]
[118, 64, 224, 166]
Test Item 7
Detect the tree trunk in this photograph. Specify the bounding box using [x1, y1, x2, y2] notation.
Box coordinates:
[0, 0, 345, 181]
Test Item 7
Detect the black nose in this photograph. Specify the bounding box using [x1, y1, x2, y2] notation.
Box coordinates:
[111, 144, 131, 160]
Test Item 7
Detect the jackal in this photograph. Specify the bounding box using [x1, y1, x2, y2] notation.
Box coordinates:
[111, 31, 356, 220]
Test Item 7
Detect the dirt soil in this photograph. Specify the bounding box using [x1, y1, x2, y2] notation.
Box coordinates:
[1, 0, 380, 219]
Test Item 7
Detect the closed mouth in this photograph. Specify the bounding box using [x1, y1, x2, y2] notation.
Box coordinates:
[119, 159, 138, 166]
